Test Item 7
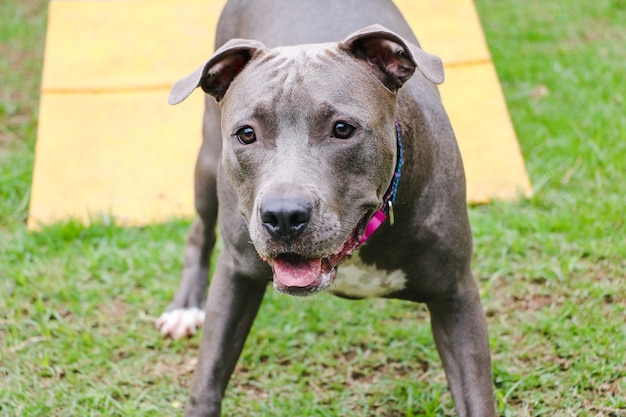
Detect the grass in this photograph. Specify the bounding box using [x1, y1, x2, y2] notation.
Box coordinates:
[1, 0, 625, 415]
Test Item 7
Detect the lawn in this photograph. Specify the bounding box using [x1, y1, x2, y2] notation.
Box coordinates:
[1, 0, 625, 416]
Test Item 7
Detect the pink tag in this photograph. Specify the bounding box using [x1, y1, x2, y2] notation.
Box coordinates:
[360, 210, 387, 244]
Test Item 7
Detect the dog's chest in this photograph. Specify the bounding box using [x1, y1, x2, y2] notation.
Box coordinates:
[330, 251, 407, 298]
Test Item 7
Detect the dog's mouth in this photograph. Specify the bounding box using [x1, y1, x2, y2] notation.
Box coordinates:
[264, 219, 366, 296]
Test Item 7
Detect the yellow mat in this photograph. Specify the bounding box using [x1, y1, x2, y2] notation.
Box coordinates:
[28, 0, 532, 229]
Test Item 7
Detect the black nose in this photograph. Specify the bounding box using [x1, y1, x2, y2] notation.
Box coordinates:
[260, 196, 312, 241]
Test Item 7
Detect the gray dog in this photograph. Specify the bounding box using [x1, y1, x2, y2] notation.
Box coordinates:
[158, 0, 495, 415]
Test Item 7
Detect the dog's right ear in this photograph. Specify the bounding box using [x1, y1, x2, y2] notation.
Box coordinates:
[341, 24, 444, 90]
[168, 39, 266, 105]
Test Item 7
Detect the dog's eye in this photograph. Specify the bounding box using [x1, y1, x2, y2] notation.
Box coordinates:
[235, 126, 256, 144]
[332, 122, 355, 139]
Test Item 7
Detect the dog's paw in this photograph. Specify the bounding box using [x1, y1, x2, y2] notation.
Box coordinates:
[155, 308, 205, 339]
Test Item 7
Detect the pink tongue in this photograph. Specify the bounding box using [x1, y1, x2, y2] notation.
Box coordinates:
[273, 254, 322, 288]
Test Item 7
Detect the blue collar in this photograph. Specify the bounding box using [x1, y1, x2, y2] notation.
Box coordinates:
[359, 119, 403, 244]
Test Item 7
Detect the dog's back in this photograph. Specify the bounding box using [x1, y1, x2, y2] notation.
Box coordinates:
[216, 0, 417, 48]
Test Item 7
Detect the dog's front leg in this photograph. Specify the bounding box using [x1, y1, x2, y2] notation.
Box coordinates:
[185, 250, 267, 417]
[157, 98, 223, 339]
[427, 277, 495, 417]
[156, 217, 213, 338]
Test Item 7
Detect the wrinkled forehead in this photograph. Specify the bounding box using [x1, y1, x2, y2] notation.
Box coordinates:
[220, 42, 396, 125]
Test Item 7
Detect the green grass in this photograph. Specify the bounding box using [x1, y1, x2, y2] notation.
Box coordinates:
[1, 0, 625, 415]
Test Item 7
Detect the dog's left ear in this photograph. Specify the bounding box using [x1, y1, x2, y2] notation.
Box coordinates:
[341, 24, 444, 90]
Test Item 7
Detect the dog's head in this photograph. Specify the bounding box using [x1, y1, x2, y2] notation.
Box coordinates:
[170, 25, 443, 296]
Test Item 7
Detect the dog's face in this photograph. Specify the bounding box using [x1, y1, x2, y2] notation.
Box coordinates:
[220, 43, 398, 295]
[168, 25, 444, 296]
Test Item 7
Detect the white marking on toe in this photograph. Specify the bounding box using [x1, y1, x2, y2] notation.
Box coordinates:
[156, 307, 205, 339]
[330, 252, 406, 298]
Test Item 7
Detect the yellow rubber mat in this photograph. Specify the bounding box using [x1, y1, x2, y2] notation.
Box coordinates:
[29, 0, 532, 229]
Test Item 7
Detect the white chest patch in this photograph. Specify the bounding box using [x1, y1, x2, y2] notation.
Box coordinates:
[329, 251, 407, 298]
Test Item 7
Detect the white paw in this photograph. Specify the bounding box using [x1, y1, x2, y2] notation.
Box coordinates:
[156, 307, 205, 339]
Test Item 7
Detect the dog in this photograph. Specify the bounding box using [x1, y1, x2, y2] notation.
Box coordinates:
[157, 0, 495, 415]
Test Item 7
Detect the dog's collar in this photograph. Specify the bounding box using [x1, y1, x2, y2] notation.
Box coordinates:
[359, 119, 403, 245]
